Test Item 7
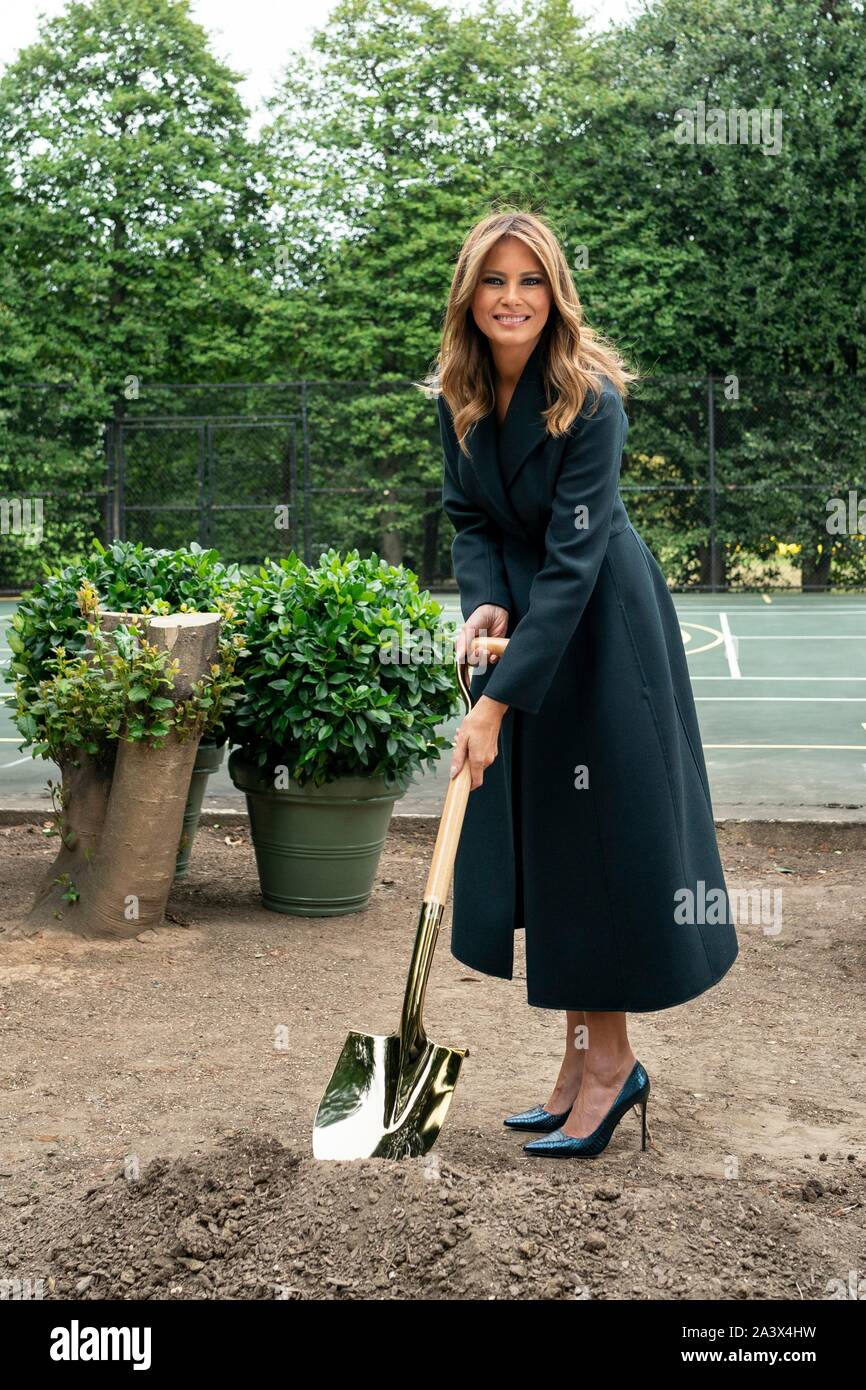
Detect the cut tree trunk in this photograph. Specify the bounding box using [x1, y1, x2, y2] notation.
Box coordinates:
[74, 613, 221, 939]
[29, 750, 114, 914]
[21, 611, 221, 940]
[23, 610, 139, 934]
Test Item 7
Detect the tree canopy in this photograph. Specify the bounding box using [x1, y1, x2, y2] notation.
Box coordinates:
[0, 0, 863, 587]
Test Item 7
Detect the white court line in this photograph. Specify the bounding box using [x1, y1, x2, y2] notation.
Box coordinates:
[673, 608, 866, 615]
[672, 601, 866, 608]
[0, 755, 32, 769]
[718, 613, 741, 678]
[692, 675, 866, 680]
[696, 697, 866, 702]
[733, 635, 866, 640]
[704, 743, 866, 750]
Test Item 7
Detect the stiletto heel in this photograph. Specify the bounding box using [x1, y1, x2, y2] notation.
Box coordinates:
[523, 1061, 651, 1159]
[635, 1082, 651, 1151]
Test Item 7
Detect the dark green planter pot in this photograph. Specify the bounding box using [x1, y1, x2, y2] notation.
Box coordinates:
[228, 748, 409, 916]
[174, 738, 226, 879]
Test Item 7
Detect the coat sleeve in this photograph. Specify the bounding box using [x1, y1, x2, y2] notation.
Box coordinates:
[481, 386, 626, 716]
[439, 394, 513, 622]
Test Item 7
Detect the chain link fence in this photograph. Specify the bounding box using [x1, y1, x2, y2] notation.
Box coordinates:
[1, 375, 864, 591]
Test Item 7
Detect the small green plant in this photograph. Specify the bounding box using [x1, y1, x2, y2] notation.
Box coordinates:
[21, 620, 220, 763]
[4, 540, 248, 758]
[56, 874, 80, 906]
[226, 549, 459, 787]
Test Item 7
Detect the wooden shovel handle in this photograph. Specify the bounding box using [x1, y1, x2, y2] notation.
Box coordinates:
[423, 635, 510, 905]
[465, 634, 509, 663]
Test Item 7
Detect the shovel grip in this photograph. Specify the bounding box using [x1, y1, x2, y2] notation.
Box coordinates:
[423, 635, 510, 906]
[462, 634, 509, 665]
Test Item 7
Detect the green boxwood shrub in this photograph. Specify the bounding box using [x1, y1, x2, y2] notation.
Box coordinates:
[226, 549, 459, 788]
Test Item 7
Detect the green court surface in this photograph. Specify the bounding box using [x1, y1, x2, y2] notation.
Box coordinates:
[1, 593, 865, 820]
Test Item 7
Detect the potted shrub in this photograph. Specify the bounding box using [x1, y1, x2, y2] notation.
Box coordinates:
[226, 549, 459, 916]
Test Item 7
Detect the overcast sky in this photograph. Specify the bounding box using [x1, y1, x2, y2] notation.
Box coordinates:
[1, 0, 641, 121]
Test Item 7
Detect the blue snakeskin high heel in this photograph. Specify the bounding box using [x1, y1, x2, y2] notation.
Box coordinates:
[503, 1103, 574, 1133]
[523, 1061, 650, 1158]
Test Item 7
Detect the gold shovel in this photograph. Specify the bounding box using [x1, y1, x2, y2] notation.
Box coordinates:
[312, 634, 509, 1160]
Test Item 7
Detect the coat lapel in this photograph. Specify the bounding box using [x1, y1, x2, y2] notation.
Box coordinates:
[466, 335, 550, 541]
[497, 335, 551, 493]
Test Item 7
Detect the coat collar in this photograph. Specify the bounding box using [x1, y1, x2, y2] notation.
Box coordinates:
[467, 334, 551, 540]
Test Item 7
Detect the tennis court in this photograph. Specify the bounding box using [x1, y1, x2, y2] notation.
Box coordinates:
[1, 592, 864, 818]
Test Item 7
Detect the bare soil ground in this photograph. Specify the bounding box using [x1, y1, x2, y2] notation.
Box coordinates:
[0, 818, 864, 1301]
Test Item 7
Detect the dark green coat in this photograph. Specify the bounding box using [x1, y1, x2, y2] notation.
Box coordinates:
[439, 337, 738, 1011]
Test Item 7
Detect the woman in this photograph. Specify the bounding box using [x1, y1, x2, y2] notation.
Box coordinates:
[429, 210, 738, 1159]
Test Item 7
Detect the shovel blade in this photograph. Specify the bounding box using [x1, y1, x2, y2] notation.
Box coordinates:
[313, 1029, 466, 1160]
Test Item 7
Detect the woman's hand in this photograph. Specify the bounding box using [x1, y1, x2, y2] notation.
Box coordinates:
[450, 604, 510, 790]
[450, 696, 507, 790]
[455, 603, 509, 668]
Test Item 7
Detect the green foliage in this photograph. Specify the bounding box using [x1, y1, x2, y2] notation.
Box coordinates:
[226, 549, 460, 787]
[0, 0, 270, 387]
[4, 539, 247, 756]
[0, 382, 109, 587]
[0, 0, 272, 584]
[260, 0, 593, 380]
[22, 621, 187, 761]
[1, 0, 864, 588]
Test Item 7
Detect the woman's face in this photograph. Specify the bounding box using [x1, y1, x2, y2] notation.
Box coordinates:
[470, 235, 552, 351]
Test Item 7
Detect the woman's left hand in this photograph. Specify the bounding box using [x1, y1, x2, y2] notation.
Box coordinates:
[450, 696, 507, 790]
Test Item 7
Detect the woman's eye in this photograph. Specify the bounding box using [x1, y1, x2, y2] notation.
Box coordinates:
[482, 276, 543, 286]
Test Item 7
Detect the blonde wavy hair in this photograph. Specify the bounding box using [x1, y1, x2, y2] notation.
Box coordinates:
[421, 209, 638, 456]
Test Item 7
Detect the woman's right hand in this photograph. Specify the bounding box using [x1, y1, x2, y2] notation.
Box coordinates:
[455, 603, 510, 670]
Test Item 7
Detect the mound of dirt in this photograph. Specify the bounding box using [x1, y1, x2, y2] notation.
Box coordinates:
[2, 821, 865, 1300]
[6, 1133, 864, 1300]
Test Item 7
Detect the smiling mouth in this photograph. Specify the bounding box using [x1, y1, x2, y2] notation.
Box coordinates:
[493, 314, 530, 324]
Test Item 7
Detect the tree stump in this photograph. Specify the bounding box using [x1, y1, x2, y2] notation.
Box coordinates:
[23, 611, 221, 939]
[25, 610, 139, 931]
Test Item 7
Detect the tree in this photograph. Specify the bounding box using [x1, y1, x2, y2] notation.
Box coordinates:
[0, 0, 272, 584]
[0, 0, 270, 384]
[577, 0, 866, 586]
[258, 0, 597, 572]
